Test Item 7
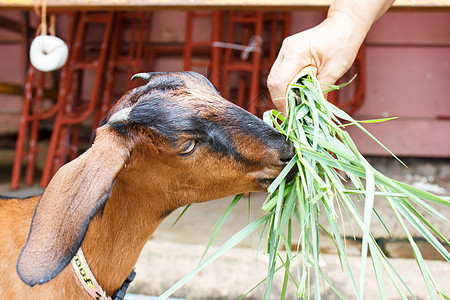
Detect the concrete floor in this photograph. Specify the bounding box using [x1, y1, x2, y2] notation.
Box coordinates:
[128, 191, 450, 300]
[1, 157, 449, 299]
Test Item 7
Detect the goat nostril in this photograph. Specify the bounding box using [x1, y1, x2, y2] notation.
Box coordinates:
[279, 141, 295, 163]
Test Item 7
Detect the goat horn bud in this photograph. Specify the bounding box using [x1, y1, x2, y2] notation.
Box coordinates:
[108, 107, 132, 125]
[131, 73, 151, 82]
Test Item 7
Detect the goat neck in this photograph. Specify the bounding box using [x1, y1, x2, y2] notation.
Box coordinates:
[79, 157, 175, 296]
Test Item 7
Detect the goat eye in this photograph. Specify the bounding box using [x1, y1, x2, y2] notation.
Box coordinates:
[179, 140, 197, 155]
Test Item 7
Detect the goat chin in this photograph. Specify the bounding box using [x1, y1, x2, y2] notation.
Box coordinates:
[1, 71, 294, 298]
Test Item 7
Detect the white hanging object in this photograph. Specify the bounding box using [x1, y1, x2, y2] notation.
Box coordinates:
[29, 35, 68, 72]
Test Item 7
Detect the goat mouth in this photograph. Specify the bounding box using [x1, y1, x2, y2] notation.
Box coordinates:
[285, 165, 298, 183]
[257, 177, 276, 187]
[256, 164, 298, 189]
[258, 165, 298, 189]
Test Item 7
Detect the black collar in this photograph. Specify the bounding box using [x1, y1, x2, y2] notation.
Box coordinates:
[111, 269, 136, 300]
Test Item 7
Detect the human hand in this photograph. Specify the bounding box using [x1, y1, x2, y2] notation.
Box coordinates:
[267, 14, 366, 114]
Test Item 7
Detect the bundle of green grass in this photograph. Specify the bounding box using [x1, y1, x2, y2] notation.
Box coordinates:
[161, 67, 449, 300]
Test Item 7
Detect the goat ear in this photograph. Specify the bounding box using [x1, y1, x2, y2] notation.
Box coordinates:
[17, 127, 130, 286]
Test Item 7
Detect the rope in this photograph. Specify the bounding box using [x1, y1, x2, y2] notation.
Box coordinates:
[212, 35, 263, 60]
[34, 0, 55, 37]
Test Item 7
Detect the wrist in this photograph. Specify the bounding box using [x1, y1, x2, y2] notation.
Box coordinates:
[326, 0, 393, 42]
[320, 13, 366, 52]
[326, 9, 372, 43]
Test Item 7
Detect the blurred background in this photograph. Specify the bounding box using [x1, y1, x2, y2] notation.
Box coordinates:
[0, 1, 449, 299]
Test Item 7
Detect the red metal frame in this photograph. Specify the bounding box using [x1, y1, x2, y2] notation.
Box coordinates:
[222, 11, 290, 116]
[182, 11, 291, 116]
[221, 11, 264, 115]
[12, 10, 295, 188]
[95, 12, 151, 127]
[39, 11, 151, 187]
[10, 13, 76, 190]
[183, 11, 223, 87]
[257, 12, 291, 114]
[40, 11, 115, 187]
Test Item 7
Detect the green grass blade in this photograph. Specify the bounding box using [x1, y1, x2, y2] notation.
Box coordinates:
[359, 162, 375, 299]
[200, 194, 243, 262]
[158, 214, 271, 300]
[268, 155, 298, 194]
[172, 204, 192, 227]
[166, 69, 450, 300]
[369, 242, 387, 300]
[323, 100, 406, 167]
[392, 179, 450, 207]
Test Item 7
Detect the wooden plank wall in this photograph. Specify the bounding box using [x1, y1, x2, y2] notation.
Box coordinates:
[346, 11, 450, 157]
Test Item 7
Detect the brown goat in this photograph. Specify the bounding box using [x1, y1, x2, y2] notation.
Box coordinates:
[0, 72, 294, 299]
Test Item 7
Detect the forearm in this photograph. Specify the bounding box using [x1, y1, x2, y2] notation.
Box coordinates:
[327, 0, 395, 41]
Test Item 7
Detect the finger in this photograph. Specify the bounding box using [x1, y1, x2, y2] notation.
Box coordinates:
[268, 56, 305, 114]
[267, 54, 288, 113]
[316, 72, 337, 94]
